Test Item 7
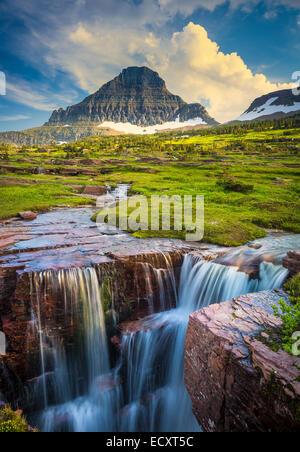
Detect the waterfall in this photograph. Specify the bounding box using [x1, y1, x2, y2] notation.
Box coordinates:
[117, 256, 288, 432]
[30, 267, 120, 432]
[30, 249, 288, 432]
[178, 257, 288, 313]
[133, 252, 178, 314]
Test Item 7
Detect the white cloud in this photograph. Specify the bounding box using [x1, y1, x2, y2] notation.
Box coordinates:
[3, 0, 298, 121]
[41, 21, 292, 122]
[6, 81, 78, 111]
[264, 10, 278, 19]
[157, 0, 226, 15]
[157, 0, 300, 16]
[0, 114, 31, 121]
[158, 23, 293, 121]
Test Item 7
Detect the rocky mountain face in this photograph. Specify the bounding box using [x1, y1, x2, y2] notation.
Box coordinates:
[237, 89, 300, 122]
[46, 66, 218, 126]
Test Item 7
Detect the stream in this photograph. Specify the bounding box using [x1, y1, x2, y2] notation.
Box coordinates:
[22, 203, 300, 432]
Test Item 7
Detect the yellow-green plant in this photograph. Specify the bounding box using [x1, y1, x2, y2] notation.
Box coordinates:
[0, 405, 37, 432]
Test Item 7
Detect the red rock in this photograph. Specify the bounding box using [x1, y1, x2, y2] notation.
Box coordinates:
[184, 289, 300, 432]
[18, 211, 37, 221]
[79, 169, 99, 176]
[83, 185, 107, 196]
[283, 249, 300, 275]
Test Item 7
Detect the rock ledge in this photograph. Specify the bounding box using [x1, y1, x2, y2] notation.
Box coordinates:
[184, 289, 300, 432]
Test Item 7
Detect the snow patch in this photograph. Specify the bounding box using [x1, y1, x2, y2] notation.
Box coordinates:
[237, 97, 300, 121]
[98, 117, 206, 134]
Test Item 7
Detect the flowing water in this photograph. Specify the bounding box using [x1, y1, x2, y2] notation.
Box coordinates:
[30, 238, 291, 432]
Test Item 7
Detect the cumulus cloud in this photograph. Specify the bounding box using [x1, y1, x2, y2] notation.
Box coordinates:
[1, 0, 298, 121]
[42, 21, 292, 122]
[158, 23, 292, 121]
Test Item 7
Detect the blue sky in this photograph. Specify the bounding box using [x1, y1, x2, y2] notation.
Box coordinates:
[0, 0, 299, 130]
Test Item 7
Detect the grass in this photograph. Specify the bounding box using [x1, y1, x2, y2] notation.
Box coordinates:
[1, 118, 299, 245]
[0, 184, 90, 219]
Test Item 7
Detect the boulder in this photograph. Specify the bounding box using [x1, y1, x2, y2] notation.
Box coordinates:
[58, 168, 79, 176]
[184, 289, 300, 432]
[79, 169, 99, 176]
[82, 185, 107, 196]
[283, 250, 300, 276]
[18, 211, 37, 221]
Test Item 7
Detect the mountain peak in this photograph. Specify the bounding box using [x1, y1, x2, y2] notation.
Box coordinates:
[118, 66, 165, 88]
[237, 88, 300, 122]
[46, 66, 218, 127]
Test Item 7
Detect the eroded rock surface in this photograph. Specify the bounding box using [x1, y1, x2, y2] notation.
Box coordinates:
[283, 250, 300, 276]
[184, 290, 300, 432]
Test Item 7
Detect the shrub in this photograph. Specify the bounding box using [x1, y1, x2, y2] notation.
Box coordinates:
[284, 273, 300, 303]
[0, 405, 36, 432]
[272, 295, 300, 355]
[216, 177, 254, 193]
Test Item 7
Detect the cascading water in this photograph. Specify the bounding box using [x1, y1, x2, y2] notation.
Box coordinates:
[133, 252, 178, 315]
[30, 247, 289, 432]
[116, 257, 288, 432]
[30, 267, 121, 432]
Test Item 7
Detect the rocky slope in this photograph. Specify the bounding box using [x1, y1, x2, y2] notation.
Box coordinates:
[237, 89, 300, 122]
[45, 66, 218, 127]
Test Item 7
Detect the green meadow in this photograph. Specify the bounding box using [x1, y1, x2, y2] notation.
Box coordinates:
[1, 117, 299, 246]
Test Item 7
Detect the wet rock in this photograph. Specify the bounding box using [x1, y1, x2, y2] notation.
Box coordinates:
[283, 250, 300, 276]
[248, 243, 262, 249]
[18, 211, 37, 221]
[184, 290, 300, 432]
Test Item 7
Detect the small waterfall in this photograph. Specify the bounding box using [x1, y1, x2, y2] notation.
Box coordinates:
[178, 257, 288, 313]
[133, 252, 178, 315]
[30, 267, 119, 432]
[117, 256, 288, 432]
